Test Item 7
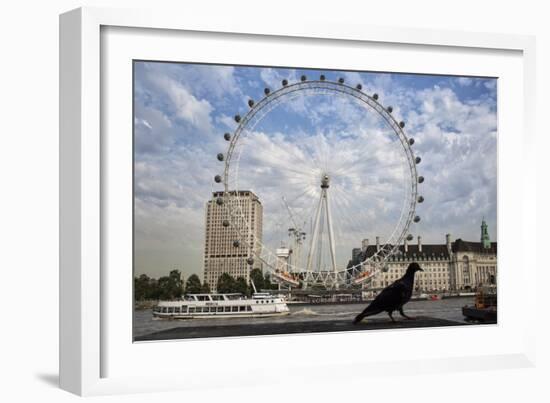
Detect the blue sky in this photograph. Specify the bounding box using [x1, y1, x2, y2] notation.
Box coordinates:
[134, 61, 497, 279]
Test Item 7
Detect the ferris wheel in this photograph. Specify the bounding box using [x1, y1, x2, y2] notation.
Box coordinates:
[213, 74, 424, 289]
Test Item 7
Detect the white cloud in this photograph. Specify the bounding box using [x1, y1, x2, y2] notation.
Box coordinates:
[149, 74, 214, 133]
[457, 77, 473, 86]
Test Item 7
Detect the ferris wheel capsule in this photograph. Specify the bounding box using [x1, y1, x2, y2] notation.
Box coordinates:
[413, 216, 421, 223]
[406, 234, 414, 241]
[301, 75, 307, 82]
[217, 153, 224, 161]
[418, 196, 424, 203]
[264, 88, 271, 95]
[246, 257, 254, 265]
[418, 176, 424, 183]
[356, 84, 362, 90]
[222, 220, 230, 227]
[415, 156, 422, 164]
[408, 138, 415, 145]
[233, 240, 241, 248]
[387, 106, 393, 113]
[214, 175, 222, 183]
[282, 79, 288, 86]
[224, 132, 231, 141]
[338, 77, 345, 84]
[399, 121, 406, 128]
[248, 99, 255, 108]
[234, 115, 241, 123]
[373, 93, 379, 100]
[216, 197, 224, 205]
[320, 74, 326, 81]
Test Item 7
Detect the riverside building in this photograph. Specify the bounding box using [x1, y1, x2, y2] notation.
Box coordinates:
[350, 220, 497, 292]
[202, 190, 263, 292]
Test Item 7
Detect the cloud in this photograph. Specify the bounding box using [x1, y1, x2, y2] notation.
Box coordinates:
[147, 74, 214, 133]
[457, 77, 473, 86]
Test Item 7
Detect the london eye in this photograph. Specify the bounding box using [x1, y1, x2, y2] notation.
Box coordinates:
[213, 74, 424, 289]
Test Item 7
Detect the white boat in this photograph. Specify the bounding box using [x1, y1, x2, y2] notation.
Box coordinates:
[152, 292, 290, 319]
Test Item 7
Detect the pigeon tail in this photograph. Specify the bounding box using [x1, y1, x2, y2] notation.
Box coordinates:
[352, 313, 365, 325]
[353, 307, 382, 324]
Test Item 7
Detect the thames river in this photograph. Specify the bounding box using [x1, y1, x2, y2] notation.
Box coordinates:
[134, 296, 477, 340]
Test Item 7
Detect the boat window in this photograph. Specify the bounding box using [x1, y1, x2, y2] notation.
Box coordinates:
[188, 307, 195, 313]
[162, 307, 167, 313]
[153, 306, 161, 312]
[181, 306, 187, 312]
[247, 306, 252, 311]
[196, 307, 203, 313]
[239, 306, 246, 312]
[174, 307, 180, 313]
[167, 307, 174, 313]
[231, 306, 238, 312]
[217, 306, 223, 312]
[224, 306, 231, 312]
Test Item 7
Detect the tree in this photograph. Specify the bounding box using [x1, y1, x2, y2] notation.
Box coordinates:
[234, 276, 249, 296]
[263, 272, 278, 290]
[217, 273, 236, 293]
[156, 269, 183, 300]
[249, 268, 264, 290]
[134, 274, 151, 301]
[185, 274, 203, 294]
[169, 269, 184, 298]
[201, 281, 211, 293]
[134, 274, 161, 300]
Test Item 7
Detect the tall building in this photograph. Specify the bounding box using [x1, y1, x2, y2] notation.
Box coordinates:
[202, 190, 263, 292]
[350, 221, 497, 292]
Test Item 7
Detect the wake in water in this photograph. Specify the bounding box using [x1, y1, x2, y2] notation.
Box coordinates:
[291, 308, 353, 317]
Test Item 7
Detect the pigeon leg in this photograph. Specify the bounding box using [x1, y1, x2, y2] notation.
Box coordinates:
[399, 307, 416, 320]
[388, 311, 396, 322]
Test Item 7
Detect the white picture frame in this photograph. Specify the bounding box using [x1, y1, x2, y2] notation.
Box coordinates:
[60, 6, 537, 396]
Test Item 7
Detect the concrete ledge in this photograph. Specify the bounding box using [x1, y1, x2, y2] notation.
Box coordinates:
[134, 316, 479, 341]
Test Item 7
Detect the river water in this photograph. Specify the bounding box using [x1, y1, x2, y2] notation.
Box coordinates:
[133, 296, 475, 339]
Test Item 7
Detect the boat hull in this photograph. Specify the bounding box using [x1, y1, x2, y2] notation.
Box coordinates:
[462, 306, 497, 323]
[153, 311, 290, 320]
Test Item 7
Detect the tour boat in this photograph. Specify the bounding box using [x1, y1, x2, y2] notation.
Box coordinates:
[152, 291, 290, 319]
[462, 285, 497, 323]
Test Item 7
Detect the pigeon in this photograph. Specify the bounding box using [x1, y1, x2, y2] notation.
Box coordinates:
[353, 262, 423, 324]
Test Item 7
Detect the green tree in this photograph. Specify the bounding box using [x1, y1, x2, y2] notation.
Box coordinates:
[201, 281, 211, 293]
[249, 268, 264, 290]
[263, 272, 278, 290]
[185, 274, 203, 294]
[234, 276, 250, 296]
[169, 269, 184, 298]
[134, 274, 151, 301]
[156, 269, 183, 300]
[217, 273, 236, 293]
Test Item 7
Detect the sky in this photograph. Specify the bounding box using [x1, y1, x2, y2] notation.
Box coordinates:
[133, 61, 497, 279]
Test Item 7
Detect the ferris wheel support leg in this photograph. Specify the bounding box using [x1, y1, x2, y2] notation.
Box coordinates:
[306, 191, 324, 272]
[324, 190, 338, 288]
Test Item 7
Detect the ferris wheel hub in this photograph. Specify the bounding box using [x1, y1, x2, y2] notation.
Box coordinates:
[320, 173, 330, 189]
